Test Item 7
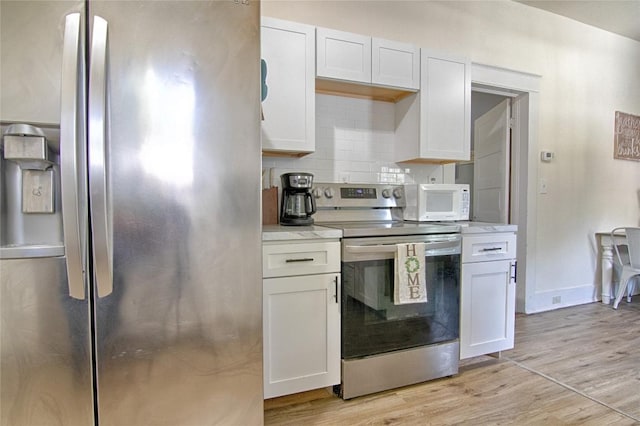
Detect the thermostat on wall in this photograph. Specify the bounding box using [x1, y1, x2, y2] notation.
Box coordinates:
[540, 151, 554, 162]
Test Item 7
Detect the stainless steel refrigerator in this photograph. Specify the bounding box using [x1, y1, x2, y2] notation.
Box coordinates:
[0, 1, 263, 424]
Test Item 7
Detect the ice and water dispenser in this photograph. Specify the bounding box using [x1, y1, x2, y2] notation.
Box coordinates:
[1, 123, 64, 257]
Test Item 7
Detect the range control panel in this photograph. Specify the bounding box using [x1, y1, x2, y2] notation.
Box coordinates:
[312, 183, 405, 209]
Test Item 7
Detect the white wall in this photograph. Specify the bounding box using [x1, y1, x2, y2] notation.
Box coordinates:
[262, 0, 640, 313]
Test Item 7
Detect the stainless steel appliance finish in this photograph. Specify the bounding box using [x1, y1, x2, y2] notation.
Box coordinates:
[1, 2, 262, 425]
[324, 221, 460, 238]
[338, 233, 461, 399]
[313, 182, 462, 399]
[341, 341, 459, 400]
[313, 182, 460, 237]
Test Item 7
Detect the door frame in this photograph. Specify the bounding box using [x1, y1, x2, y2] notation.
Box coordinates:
[470, 63, 541, 314]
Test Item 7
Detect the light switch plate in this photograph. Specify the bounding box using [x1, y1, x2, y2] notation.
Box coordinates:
[538, 178, 548, 194]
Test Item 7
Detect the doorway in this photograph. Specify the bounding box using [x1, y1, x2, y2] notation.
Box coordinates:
[459, 64, 541, 313]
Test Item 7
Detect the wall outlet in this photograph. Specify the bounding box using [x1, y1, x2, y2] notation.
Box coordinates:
[552, 295, 561, 304]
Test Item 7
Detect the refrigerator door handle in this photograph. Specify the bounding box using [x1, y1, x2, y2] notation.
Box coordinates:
[60, 13, 87, 300]
[89, 16, 113, 298]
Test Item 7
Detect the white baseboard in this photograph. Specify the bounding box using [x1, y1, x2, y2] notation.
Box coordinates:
[520, 279, 640, 314]
[528, 285, 599, 314]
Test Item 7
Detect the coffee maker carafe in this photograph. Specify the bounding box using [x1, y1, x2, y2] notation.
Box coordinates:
[280, 172, 316, 226]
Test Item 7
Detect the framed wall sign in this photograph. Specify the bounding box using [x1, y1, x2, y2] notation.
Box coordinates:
[614, 111, 640, 161]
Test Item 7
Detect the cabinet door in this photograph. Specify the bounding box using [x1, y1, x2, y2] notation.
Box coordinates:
[261, 17, 315, 154]
[372, 38, 420, 90]
[394, 49, 470, 163]
[420, 50, 471, 161]
[316, 27, 371, 84]
[263, 273, 340, 398]
[460, 260, 515, 359]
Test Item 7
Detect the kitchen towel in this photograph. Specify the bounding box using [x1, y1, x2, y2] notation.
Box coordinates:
[394, 243, 427, 304]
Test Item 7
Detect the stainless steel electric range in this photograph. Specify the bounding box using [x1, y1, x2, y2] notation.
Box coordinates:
[313, 183, 462, 399]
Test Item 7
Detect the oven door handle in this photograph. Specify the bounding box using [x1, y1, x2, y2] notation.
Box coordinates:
[345, 240, 459, 254]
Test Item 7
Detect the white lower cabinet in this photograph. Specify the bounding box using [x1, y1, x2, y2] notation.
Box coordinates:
[262, 240, 341, 399]
[460, 232, 516, 360]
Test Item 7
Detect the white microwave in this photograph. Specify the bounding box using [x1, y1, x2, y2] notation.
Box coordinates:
[402, 184, 470, 222]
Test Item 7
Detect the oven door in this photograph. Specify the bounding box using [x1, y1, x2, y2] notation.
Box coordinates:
[341, 234, 461, 359]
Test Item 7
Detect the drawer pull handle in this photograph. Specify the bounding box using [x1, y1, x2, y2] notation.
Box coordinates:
[480, 247, 503, 252]
[285, 257, 315, 263]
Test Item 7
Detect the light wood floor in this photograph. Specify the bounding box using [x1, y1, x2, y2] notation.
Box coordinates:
[264, 298, 640, 425]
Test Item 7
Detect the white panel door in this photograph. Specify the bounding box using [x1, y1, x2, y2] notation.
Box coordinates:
[460, 259, 516, 359]
[263, 273, 340, 398]
[473, 98, 511, 223]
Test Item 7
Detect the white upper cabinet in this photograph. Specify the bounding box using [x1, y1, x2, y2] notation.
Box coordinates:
[316, 27, 419, 91]
[316, 27, 372, 84]
[372, 38, 420, 90]
[261, 17, 315, 155]
[395, 49, 471, 163]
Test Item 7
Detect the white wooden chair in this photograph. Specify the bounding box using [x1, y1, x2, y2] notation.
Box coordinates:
[612, 227, 640, 309]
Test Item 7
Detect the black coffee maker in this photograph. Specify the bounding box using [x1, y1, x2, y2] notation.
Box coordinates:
[280, 172, 316, 226]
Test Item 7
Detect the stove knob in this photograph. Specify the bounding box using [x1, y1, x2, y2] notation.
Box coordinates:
[392, 188, 403, 199]
[324, 188, 335, 199]
[312, 187, 323, 199]
[381, 189, 391, 199]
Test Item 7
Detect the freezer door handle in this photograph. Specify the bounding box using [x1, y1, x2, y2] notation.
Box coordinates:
[89, 16, 113, 298]
[60, 13, 87, 300]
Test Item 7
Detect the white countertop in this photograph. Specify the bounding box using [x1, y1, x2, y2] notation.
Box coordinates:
[455, 221, 518, 234]
[262, 221, 515, 240]
[262, 224, 343, 241]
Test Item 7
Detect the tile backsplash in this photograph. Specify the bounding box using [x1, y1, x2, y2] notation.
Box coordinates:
[262, 94, 445, 187]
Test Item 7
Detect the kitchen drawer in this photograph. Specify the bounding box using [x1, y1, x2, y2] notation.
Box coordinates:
[462, 233, 516, 263]
[263, 241, 340, 278]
